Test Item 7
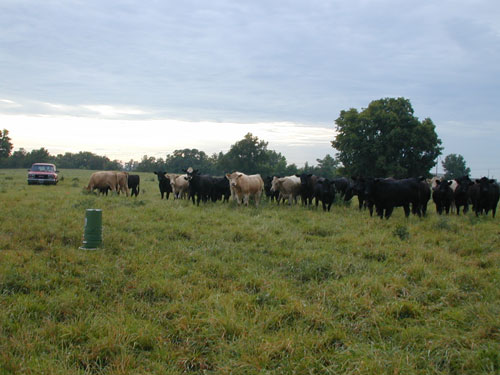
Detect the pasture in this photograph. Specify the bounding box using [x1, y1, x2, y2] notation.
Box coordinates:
[0, 169, 498, 374]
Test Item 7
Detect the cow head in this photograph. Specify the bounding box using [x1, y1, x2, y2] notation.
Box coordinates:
[435, 179, 453, 193]
[154, 171, 167, 181]
[184, 168, 199, 182]
[225, 172, 243, 188]
[270, 176, 281, 192]
[454, 176, 474, 195]
[476, 177, 496, 195]
[317, 178, 336, 193]
[295, 173, 313, 187]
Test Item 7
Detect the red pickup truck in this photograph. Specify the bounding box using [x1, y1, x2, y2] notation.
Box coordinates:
[27, 163, 59, 185]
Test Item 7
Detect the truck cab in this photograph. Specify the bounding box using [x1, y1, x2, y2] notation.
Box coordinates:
[27, 163, 59, 185]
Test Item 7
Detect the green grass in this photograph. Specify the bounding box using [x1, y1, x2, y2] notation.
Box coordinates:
[0, 169, 499, 374]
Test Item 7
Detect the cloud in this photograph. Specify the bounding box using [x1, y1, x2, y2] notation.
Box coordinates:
[1, 0, 499, 175]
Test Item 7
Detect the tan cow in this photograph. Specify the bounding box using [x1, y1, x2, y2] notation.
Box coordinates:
[86, 171, 118, 193]
[271, 175, 301, 205]
[225, 172, 264, 207]
[116, 172, 129, 196]
[168, 173, 189, 199]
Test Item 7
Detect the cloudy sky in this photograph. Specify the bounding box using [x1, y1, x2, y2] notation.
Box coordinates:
[1, 0, 499, 177]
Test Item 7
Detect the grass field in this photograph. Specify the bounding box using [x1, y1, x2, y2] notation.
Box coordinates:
[0, 169, 499, 374]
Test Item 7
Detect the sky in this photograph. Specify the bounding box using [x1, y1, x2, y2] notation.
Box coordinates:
[1, 0, 499, 177]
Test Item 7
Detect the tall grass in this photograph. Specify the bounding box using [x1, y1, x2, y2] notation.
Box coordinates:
[0, 169, 498, 374]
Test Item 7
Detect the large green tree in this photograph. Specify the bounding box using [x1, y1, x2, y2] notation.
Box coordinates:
[442, 153, 470, 179]
[332, 98, 442, 178]
[219, 133, 277, 175]
[0, 129, 13, 159]
[164, 149, 218, 174]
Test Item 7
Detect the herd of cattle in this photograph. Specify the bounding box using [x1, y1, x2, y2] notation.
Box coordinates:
[85, 170, 499, 219]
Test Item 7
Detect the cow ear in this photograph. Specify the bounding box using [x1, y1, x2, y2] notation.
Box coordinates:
[435, 180, 441, 185]
[237, 173, 243, 179]
[225, 174, 231, 180]
[447, 181, 453, 185]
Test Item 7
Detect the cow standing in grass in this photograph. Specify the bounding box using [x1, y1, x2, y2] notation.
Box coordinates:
[364, 177, 424, 219]
[470, 177, 499, 217]
[432, 180, 454, 214]
[184, 169, 214, 205]
[128, 174, 140, 197]
[296, 173, 317, 206]
[454, 176, 473, 215]
[225, 172, 264, 207]
[86, 171, 118, 194]
[271, 175, 301, 205]
[168, 174, 189, 199]
[313, 178, 336, 212]
[154, 171, 172, 200]
[116, 172, 129, 196]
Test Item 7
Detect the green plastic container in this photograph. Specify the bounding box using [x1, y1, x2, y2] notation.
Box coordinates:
[79, 209, 102, 250]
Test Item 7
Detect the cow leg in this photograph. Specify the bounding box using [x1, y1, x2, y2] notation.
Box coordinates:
[403, 205, 410, 217]
[385, 206, 394, 219]
[368, 202, 374, 217]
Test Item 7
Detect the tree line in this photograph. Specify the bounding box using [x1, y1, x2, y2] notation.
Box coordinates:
[0, 97, 473, 179]
[0, 131, 339, 178]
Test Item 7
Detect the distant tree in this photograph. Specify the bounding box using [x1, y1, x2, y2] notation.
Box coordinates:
[124, 159, 139, 171]
[442, 154, 470, 179]
[219, 133, 271, 175]
[3, 148, 27, 168]
[25, 148, 53, 166]
[165, 148, 217, 174]
[0, 129, 13, 159]
[283, 163, 299, 176]
[299, 161, 316, 175]
[314, 154, 339, 178]
[332, 98, 442, 178]
[136, 155, 166, 172]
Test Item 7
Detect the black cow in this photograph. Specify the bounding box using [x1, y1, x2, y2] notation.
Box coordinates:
[153, 171, 172, 199]
[128, 174, 140, 197]
[313, 178, 336, 211]
[432, 180, 454, 214]
[345, 177, 374, 215]
[295, 173, 318, 206]
[212, 176, 231, 202]
[417, 179, 431, 216]
[364, 177, 424, 219]
[264, 176, 280, 203]
[183, 169, 214, 205]
[454, 176, 473, 215]
[331, 177, 350, 198]
[470, 177, 499, 217]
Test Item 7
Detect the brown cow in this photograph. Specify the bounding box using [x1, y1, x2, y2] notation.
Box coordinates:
[168, 173, 189, 199]
[86, 171, 118, 194]
[271, 175, 301, 205]
[225, 172, 264, 207]
[116, 172, 129, 196]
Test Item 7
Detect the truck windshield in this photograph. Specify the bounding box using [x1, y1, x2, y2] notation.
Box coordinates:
[32, 165, 54, 172]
